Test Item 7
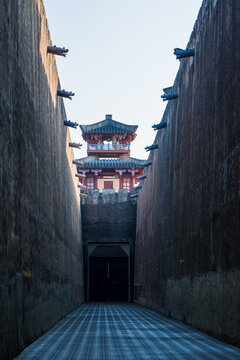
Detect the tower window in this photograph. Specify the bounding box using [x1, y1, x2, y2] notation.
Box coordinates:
[123, 177, 131, 191]
[86, 177, 94, 189]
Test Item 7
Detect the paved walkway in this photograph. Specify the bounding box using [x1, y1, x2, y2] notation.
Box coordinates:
[15, 303, 240, 360]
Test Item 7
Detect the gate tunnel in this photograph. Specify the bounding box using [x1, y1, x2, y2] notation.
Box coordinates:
[88, 245, 130, 302]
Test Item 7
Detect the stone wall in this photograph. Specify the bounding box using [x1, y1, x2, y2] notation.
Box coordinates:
[0, 1, 84, 359]
[81, 190, 137, 300]
[134, 0, 240, 347]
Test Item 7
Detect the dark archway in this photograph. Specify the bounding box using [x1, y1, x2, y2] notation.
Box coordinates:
[89, 246, 128, 302]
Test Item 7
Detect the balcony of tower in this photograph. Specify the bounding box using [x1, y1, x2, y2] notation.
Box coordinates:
[80, 114, 137, 158]
[87, 141, 131, 158]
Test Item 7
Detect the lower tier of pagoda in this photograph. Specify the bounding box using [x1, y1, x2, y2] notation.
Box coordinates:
[76, 156, 145, 192]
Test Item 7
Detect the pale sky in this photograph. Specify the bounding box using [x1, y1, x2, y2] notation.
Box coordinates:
[44, 0, 203, 160]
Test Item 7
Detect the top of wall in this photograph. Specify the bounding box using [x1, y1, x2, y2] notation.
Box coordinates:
[81, 189, 136, 205]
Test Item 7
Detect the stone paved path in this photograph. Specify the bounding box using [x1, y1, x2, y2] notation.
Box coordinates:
[15, 303, 240, 360]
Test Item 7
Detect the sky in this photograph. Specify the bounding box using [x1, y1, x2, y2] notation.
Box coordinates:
[44, 0, 203, 160]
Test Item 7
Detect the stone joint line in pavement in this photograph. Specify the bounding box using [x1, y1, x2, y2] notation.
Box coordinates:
[14, 303, 240, 360]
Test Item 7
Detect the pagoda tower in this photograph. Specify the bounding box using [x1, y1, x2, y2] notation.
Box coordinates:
[76, 114, 145, 192]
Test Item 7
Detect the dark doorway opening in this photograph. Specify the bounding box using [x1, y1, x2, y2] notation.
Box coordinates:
[104, 181, 113, 189]
[89, 257, 128, 301]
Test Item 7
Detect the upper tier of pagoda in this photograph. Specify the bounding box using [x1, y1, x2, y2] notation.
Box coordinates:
[80, 114, 138, 158]
[77, 114, 144, 192]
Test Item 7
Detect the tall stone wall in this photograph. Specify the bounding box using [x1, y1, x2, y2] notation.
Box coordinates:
[134, 0, 240, 347]
[81, 190, 137, 301]
[0, 1, 84, 359]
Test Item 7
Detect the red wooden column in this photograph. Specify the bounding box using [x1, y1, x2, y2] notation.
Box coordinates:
[80, 170, 89, 187]
[119, 174, 123, 189]
[129, 170, 135, 192]
[116, 170, 126, 189]
[93, 170, 100, 189]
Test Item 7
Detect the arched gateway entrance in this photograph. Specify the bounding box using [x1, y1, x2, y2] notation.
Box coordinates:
[88, 245, 129, 302]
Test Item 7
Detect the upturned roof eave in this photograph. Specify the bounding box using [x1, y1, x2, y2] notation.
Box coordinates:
[80, 119, 138, 134]
[78, 165, 143, 169]
[74, 155, 147, 169]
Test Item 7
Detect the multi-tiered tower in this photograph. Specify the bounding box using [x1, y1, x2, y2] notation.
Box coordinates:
[76, 114, 144, 192]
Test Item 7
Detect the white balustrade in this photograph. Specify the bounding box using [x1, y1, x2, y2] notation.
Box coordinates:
[87, 143, 130, 150]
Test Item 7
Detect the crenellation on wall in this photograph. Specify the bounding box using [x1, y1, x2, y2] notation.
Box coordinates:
[82, 188, 130, 205]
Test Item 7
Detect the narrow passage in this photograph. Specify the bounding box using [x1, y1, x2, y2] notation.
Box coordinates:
[15, 303, 240, 360]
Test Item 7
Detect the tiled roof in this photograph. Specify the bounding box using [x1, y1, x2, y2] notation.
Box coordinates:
[80, 159, 143, 168]
[80, 119, 138, 134]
